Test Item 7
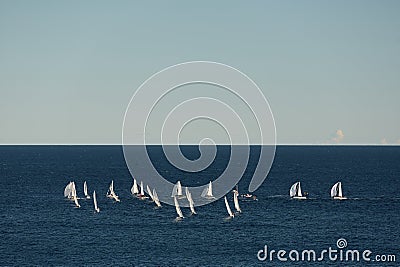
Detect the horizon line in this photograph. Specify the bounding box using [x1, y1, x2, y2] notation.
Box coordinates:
[0, 143, 399, 146]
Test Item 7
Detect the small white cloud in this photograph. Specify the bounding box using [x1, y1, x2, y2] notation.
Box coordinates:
[381, 138, 387, 144]
[331, 129, 344, 144]
[397, 139, 400, 144]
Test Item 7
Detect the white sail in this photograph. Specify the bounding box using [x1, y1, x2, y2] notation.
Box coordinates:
[290, 182, 303, 197]
[331, 181, 345, 199]
[330, 182, 339, 197]
[140, 181, 144, 196]
[131, 178, 139, 195]
[201, 181, 214, 198]
[71, 182, 77, 198]
[71, 182, 80, 207]
[224, 196, 234, 217]
[153, 189, 161, 207]
[106, 180, 120, 202]
[297, 182, 303, 197]
[337, 182, 343, 197]
[186, 187, 196, 214]
[147, 185, 154, 201]
[171, 180, 185, 198]
[64, 182, 73, 198]
[73, 195, 81, 208]
[177, 181, 182, 196]
[207, 181, 213, 196]
[233, 191, 241, 213]
[174, 196, 184, 218]
[93, 190, 100, 212]
[289, 182, 297, 197]
[106, 180, 114, 197]
[84, 181, 90, 199]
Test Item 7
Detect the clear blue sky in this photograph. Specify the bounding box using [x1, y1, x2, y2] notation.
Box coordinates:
[1, 1, 399, 144]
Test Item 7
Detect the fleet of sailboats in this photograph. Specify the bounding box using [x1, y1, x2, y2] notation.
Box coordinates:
[64, 178, 351, 217]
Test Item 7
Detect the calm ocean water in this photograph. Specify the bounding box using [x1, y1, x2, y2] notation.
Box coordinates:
[0, 145, 399, 266]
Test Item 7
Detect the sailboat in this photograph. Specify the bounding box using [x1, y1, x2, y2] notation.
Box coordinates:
[185, 187, 196, 215]
[331, 181, 347, 200]
[289, 181, 307, 199]
[93, 190, 100, 213]
[137, 181, 148, 199]
[236, 184, 257, 201]
[106, 180, 120, 202]
[64, 181, 80, 207]
[174, 196, 184, 219]
[171, 181, 186, 199]
[146, 185, 154, 201]
[131, 178, 139, 195]
[233, 190, 242, 213]
[152, 189, 162, 207]
[224, 196, 234, 218]
[83, 181, 90, 199]
[201, 181, 215, 199]
[64, 181, 74, 199]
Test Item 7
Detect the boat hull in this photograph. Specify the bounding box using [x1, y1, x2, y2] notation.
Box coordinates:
[292, 196, 307, 200]
[333, 196, 347, 200]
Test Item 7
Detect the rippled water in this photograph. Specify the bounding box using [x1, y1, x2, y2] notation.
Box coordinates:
[0, 146, 399, 266]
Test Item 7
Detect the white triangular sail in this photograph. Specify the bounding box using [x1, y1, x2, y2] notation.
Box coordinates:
[174, 196, 184, 218]
[106, 180, 120, 202]
[201, 181, 214, 198]
[233, 191, 241, 213]
[106, 180, 114, 196]
[331, 181, 345, 198]
[71, 182, 80, 208]
[64, 181, 80, 207]
[153, 189, 161, 207]
[290, 182, 303, 197]
[185, 187, 196, 214]
[71, 182, 77, 198]
[147, 185, 154, 201]
[140, 181, 144, 196]
[73, 195, 80, 208]
[297, 182, 303, 197]
[64, 181, 73, 198]
[331, 182, 339, 197]
[131, 178, 139, 195]
[171, 181, 185, 198]
[338, 182, 343, 197]
[84, 181, 90, 199]
[135, 181, 148, 199]
[93, 190, 100, 212]
[289, 182, 297, 197]
[224, 196, 234, 217]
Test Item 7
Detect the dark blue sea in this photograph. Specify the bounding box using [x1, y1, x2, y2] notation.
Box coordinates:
[0, 146, 399, 266]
